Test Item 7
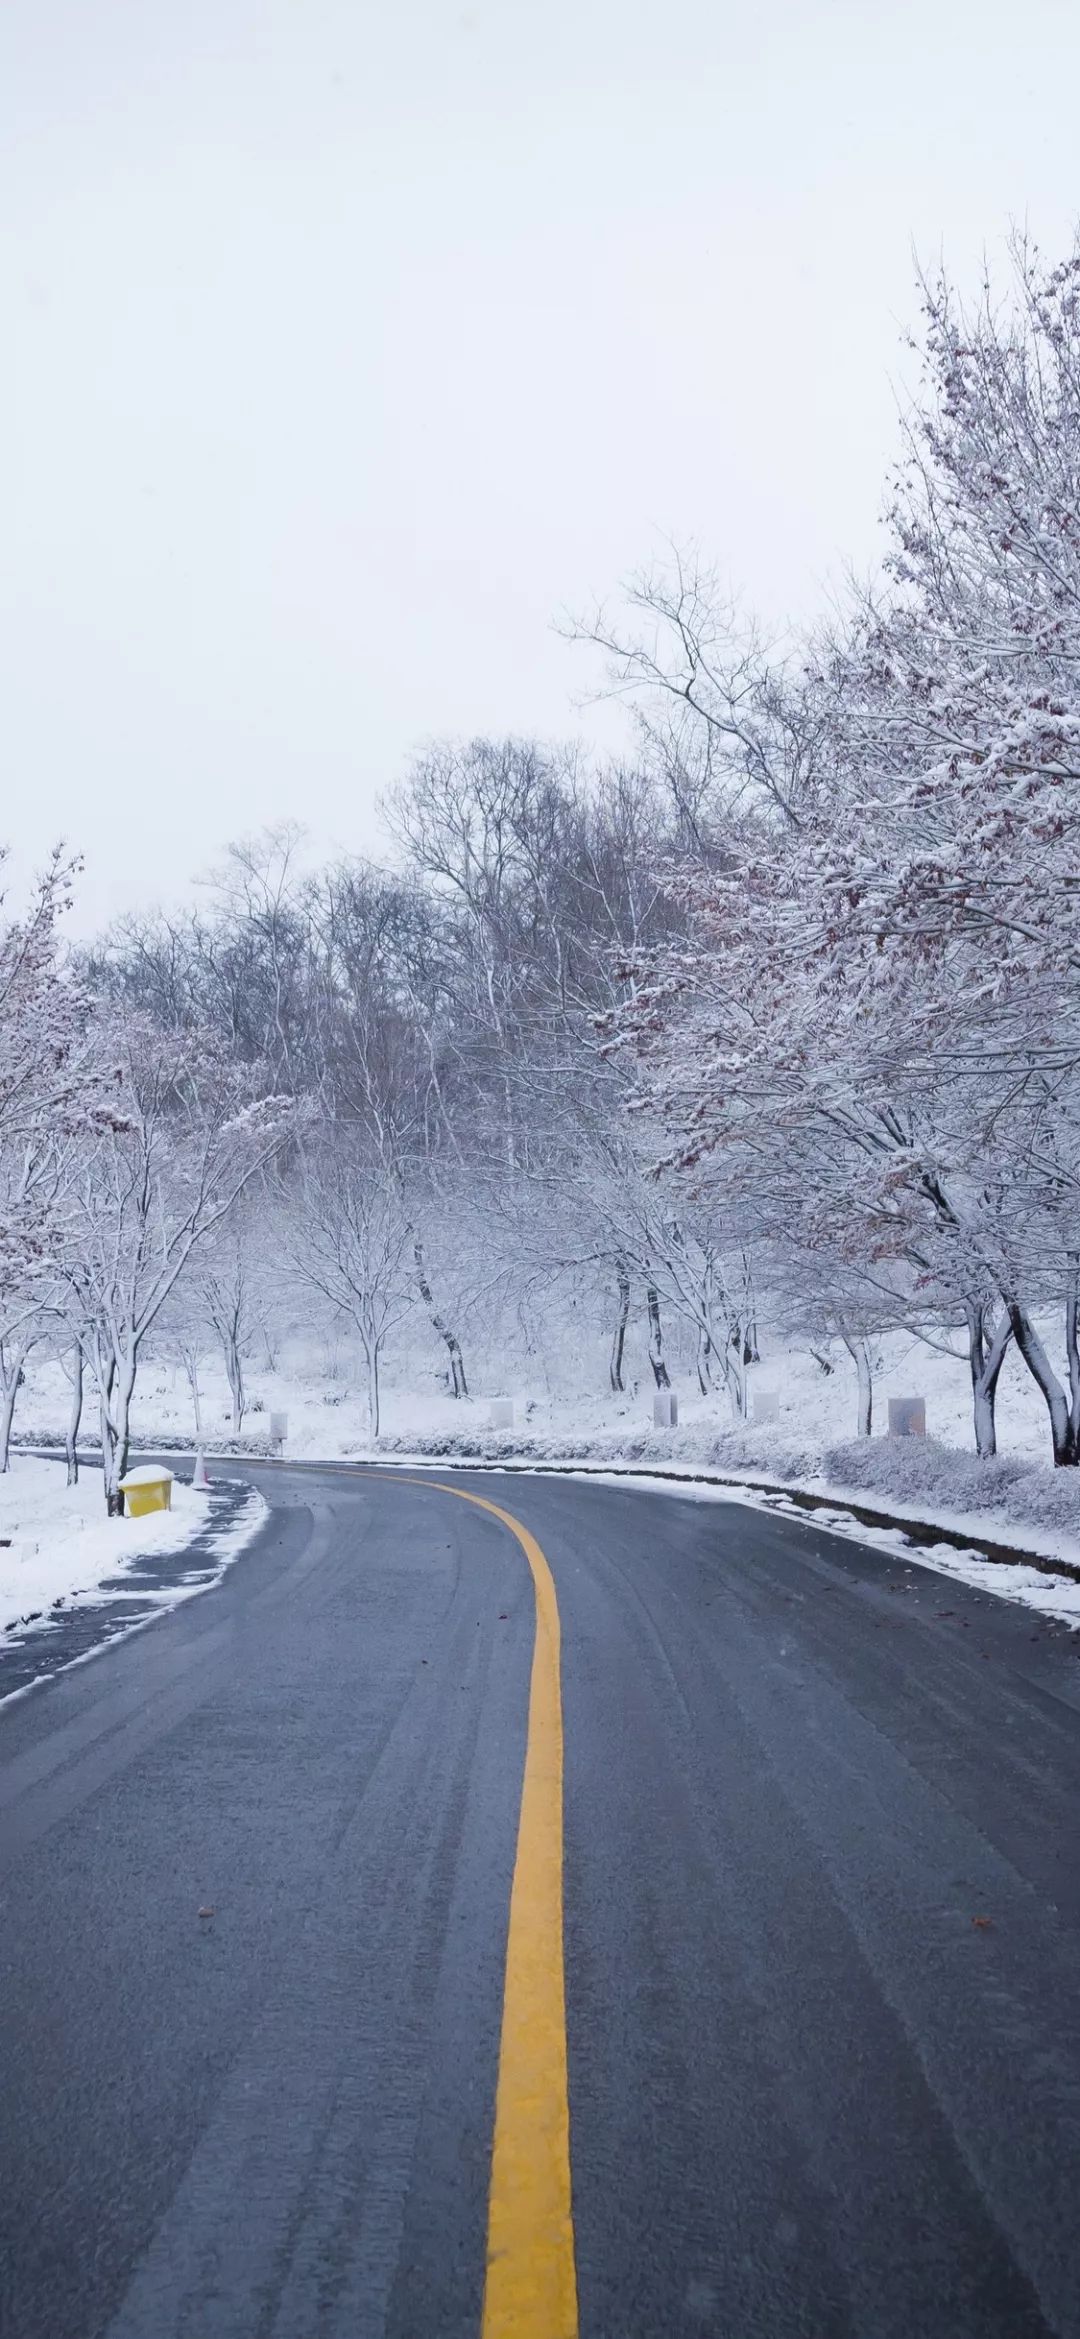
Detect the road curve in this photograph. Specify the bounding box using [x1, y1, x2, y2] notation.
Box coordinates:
[2, 1462, 1080, 2338]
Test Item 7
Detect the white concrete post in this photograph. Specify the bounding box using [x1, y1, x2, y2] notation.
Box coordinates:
[269, 1410, 288, 1457]
[888, 1396, 926, 1438]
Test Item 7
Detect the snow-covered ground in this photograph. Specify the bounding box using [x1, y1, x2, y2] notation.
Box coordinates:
[8, 1329, 1080, 1656]
[7, 1316, 1064, 1465]
[0, 1454, 266, 1640]
[10, 1322, 1080, 1608]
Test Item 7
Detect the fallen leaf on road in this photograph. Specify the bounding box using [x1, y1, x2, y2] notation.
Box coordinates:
[198, 1906, 215, 1919]
[972, 1916, 993, 1930]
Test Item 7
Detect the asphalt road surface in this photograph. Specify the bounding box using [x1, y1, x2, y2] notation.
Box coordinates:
[3, 1462, 1080, 2338]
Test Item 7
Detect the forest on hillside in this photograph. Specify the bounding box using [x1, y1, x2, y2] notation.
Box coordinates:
[7, 240, 1080, 1497]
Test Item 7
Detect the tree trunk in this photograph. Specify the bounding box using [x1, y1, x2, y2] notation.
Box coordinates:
[856, 1346, 872, 1438]
[356, 1318, 382, 1442]
[101, 1353, 137, 1515]
[646, 1283, 670, 1388]
[610, 1261, 630, 1394]
[216, 1323, 245, 1433]
[0, 1368, 20, 1474]
[1006, 1298, 1077, 1464]
[724, 1327, 749, 1421]
[965, 1301, 1012, 1460]
[98, 1356, 116, 1509]
[742, 1259, 760, 1363]
[185, 1350, 204, 1442]
[0, 1382, 16, 1475]
[227, 1345, 245, 1433]
[65, 1342, 84, 1485]
[412, 1231, 468, 1397]
[0, 1335, 31, 1474]
[1068, 1250, 1080, 1431]
[839, 1330, 872, 1437]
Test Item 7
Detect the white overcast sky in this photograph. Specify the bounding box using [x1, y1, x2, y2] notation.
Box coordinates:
[3, 0, 1079, 930]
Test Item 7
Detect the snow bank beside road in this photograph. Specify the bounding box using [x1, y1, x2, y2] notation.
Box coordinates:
[571, 1472, 1080, 1630]
[372, 1420, 1080, 1561]
[0, 1456, 265, 1639]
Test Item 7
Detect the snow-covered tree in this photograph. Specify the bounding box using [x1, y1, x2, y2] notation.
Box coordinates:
[289, 1136, 414, 1440]
[184, 1200, 275, 1434]
[66, 1020, 295, 1510]
[0, 850, 130, 1465]
[589, 240, 1080, 1463]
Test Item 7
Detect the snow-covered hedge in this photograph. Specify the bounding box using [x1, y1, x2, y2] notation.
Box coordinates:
[11, 1428, 280, 1460]
[820, 1437, 1080, 1541]
[368, 1419, 825, 1477]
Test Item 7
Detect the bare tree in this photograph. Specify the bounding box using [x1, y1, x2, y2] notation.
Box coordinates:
[290, 1139, 414, 1440]
[66, 1023, 294, 1511]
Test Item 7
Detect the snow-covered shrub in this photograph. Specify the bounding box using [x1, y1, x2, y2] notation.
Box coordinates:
[820, 1438, 1080, 1544]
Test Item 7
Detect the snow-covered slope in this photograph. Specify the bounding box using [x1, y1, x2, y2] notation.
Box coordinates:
[0, 1454, 266, 1641]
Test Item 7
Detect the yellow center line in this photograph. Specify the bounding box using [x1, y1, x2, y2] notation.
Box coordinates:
[352, 1467, 578, 2339]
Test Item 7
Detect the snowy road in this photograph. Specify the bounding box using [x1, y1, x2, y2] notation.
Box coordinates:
[2, 1463, 1080, 2337]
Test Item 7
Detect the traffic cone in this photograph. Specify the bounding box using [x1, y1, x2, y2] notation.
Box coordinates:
[192, 1448, 210, 1490]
